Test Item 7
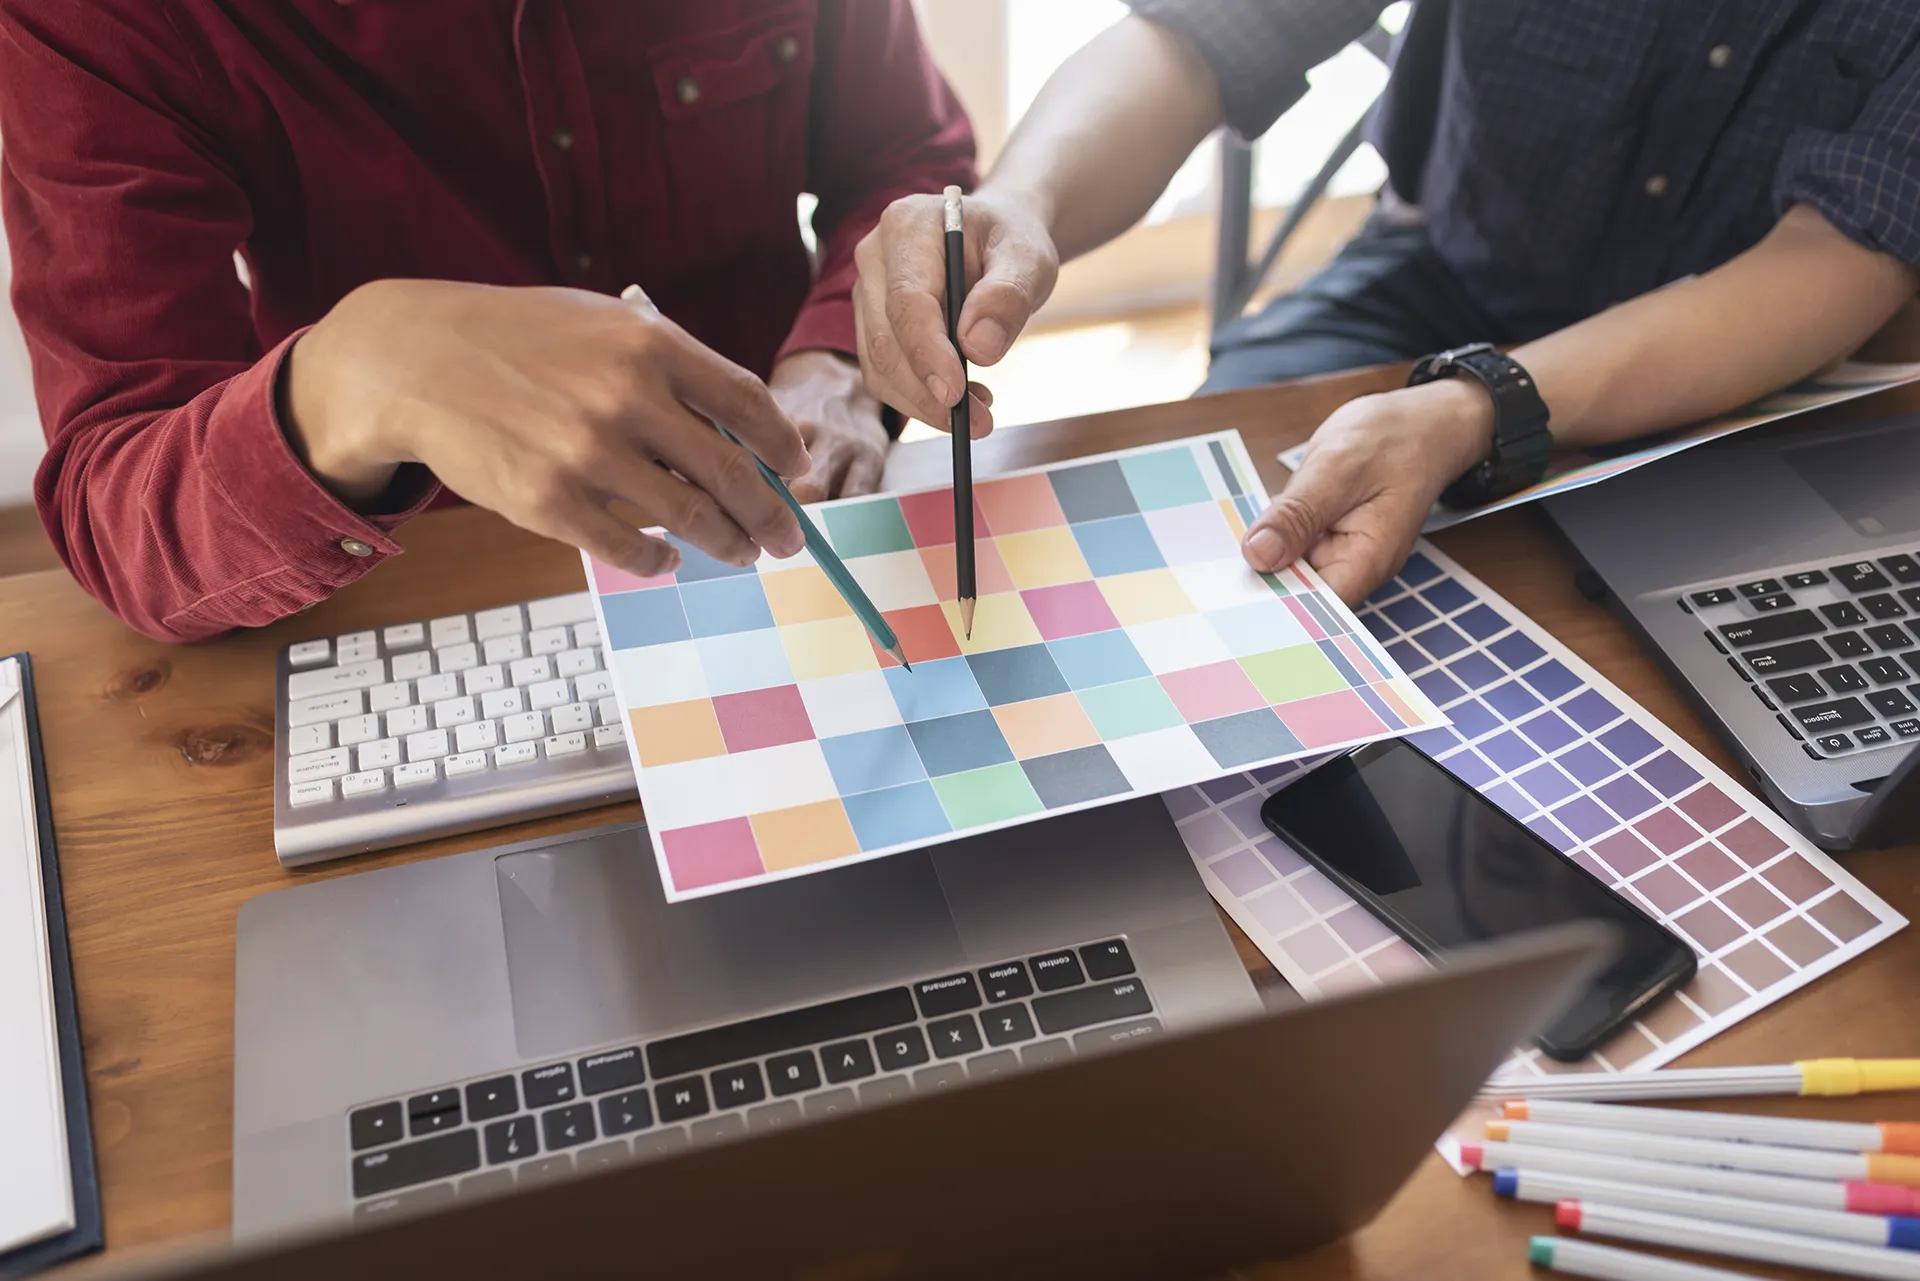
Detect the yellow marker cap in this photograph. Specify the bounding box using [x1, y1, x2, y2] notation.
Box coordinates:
[1485, 1120, 1511, 1140]
[1798, 1058, 1920, 1096]
[1864, 1153, 1920, 1189]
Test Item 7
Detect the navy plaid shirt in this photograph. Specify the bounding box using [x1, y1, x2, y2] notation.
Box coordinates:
[1127, 0, 1920, 339]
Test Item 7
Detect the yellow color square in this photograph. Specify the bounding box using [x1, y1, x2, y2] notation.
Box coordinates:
[779, 615, 880, 681]
[993, 693, 1102, 758]
[762, 565, 853, 627]
[750, 799, 861, 871]
[628, 699, 727, 766]
[941, 593, 1043, 655]
[996, 527, 1092, 590]
[1218, 498, 1248, 539]
[1097, 569, 1196, 626]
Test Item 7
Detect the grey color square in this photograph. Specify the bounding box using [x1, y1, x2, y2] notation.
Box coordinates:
[1191, 709, 1305, 769]
[1048, 460, 1140, 523]
[1020, 744, 1133, 809]
[966, 644, 1070, 706]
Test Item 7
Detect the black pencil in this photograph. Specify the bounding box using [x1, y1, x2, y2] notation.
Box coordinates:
[943, 185, 975, 638]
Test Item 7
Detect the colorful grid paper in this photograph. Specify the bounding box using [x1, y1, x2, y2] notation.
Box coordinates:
[586, 433, 1445, 900]
[1172, 543, 1905, 1107]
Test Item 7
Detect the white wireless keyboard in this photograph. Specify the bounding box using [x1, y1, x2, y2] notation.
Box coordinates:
[273, 592, 636, 866]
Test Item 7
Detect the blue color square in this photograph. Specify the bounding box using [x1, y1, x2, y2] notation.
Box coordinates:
[1047, 630, 1151, 691]
[1413, 668, 1466, 708]
[1552, 795, 1617, 842]
[1399, 551, 1444, 586]
[1527, 814, 1577, 853]
[1190, 708, 1305, 769]
[1562, 689, 1620, 733]
[1385, 640, 1429, 675]
[1557, 742, 1619, 786]
[679, 575, 775, 638]
[1407, 726, 1460, 755]
[1641, 750, 1703, 797]
[1363, 581, 1405, 608]
[907, 709, 1014, 777]
[885, 657, 987, 723]
[1489, 631, 1547, 671]
[1414, 622, 1470, 662]
[1480, 730, 1540, 772]
[966, 645, 1070, 706]
[1595, 773, 1660, 820]
[1484, 680, 1542, 719]
[1421, 577, 1475, 614]
[843, 781, 953, 851]
[1447, 697, 1500, 740]
[1516, 760, 1578, 807]
[1382, 596, 1436, 632]
[1362, 613, 1398, 643]
[1455, 604, 1509, 642]
[1600, 720, 1660, 766]
[1522, 659, 1582, 701]
[601, 587, 691, 650]
[1443, 748, 1498, 789]
[1518, 709, 1579, 754]
[1020, 744, 1132, 809]
[1119, 448, 1212, 510]
[663, 533, 756, 583]
[1070, 515, 1166, 577]
[820, 725, 927, 795]
[1447, 651, 1504, 690]
[1483, 780, 1531, 818]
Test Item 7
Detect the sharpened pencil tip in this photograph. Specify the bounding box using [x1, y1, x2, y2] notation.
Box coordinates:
[886, 643, 911, 671]
[958, 596, 976, 641]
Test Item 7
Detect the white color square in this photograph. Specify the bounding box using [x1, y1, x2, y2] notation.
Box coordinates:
[842, 549, 937, 612]
[611, 641, 707, 708]
[797, 669, 904, 738]
[1172, 558, 1280, 611]
[694, 629, 794, 696]
[641, 739, 836, 830]
[1205, 597, 1310, 657]
[1105, 725, 1219, 793]
[1144, 503, 1237, 565]
[762, 542, 817, 571]
[1125, 614, 1234, 675]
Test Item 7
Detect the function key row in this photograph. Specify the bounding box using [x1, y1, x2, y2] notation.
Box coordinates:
[285, 594, 601, 668]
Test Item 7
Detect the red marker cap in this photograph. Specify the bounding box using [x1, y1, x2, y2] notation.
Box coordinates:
[1555, 1200, 1582, 1231]
[1847, 1181, 1920, 1216]
[1460, 1142, 1485, 1170]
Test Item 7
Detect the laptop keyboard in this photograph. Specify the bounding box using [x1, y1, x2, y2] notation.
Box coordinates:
[345, 938, 1155, 1221]
[1683, 551, 1920, 758]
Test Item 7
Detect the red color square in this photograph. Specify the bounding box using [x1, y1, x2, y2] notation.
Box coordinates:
[1274, 688, 1388, 748]
[661, 817, 765, 892]
[1719, 816, 1788, 865]
[711, 685, 815, 753]
[897, 489, 992, 547]
[920, 540, 1016, 601]
[871, 603, 964, 668]
[1676, 784, 1743, 833]
[1158, 661, 1268, 723]
[1677, 843, 1742, 892]
[1591, 829, 1657, 878]
[975, 473, 1066, 534]
[1022, 580, 1122, 641]
[1634, 808, 1702, 855]
[590, 556, 676, 594]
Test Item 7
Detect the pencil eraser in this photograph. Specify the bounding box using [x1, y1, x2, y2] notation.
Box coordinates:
[1460, 1142, 1485, 1170]
[1555, 1201, 1582, 1231]
[1493, 1169, 1519, 1197]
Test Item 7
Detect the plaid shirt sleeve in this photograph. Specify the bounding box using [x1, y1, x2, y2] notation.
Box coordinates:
[1123, 0, 1385, 139]
[1775, 41, 1920, 270]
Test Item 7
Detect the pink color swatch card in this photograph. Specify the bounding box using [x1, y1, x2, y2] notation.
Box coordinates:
[584, 432, 1446, 901]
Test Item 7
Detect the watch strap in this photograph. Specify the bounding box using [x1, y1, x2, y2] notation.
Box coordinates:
[1407, 344, 1552, 508]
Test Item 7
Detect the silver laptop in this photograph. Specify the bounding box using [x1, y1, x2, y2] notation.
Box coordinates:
[231, 798, 1262, 1239]
[1545, 412, 1920, 850]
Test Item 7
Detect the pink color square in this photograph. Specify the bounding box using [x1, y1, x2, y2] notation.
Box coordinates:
[711, 685, 815, 753]
[1676, 784, 1744, 833]
[1022, 580, 1122, 640]
[590, 556, 675, 594]
[1158, 661, 1268, 723]
[975, 473, 1067, 534]
[1282, 596, 1328, 641]
[1719, 816, 1788, 865]
[1634, 808, 1703, 855]
[1275, 688, 1389, 749]
[661, 817, 765, 892]
[897, 489, 992, 547]
[1591, 829, 1658, 878]
[1676, 843, 1742, 893]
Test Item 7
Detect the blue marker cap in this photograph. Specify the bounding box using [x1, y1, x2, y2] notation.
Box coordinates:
[1493, 1169, 1519, 1197]
[1890, 1216, 1920, 1252]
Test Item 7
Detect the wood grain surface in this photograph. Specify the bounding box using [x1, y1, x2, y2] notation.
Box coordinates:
[6, 363, 1917, 1280]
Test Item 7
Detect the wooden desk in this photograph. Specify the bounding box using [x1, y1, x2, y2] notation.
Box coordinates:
[6, 367, 1917, 1280]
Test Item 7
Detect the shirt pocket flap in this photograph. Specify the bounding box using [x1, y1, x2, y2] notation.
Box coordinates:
[649, 6, 815, 120]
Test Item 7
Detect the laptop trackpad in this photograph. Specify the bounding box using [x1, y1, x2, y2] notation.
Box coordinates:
[495, 832, 966, 1060]
[1782, 418, 1920, 537]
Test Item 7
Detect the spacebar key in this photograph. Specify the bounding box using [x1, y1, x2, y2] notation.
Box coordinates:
[1033, 978, 1154, 1036]
[351, 1129, 479, 1198]
[1716, 610, 1825, 648]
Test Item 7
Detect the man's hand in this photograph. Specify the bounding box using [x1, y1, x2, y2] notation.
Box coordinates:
[283, 280, 810, 579]
[852, 189, 1054, 431]
[1242, 379, 1495, 604]
[771, 350, 891, 503]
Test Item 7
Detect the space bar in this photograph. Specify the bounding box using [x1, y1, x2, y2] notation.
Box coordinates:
[646, 987, 917, 1080]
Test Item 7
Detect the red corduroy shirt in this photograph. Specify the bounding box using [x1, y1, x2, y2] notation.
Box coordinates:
[0, 0, 974, 641]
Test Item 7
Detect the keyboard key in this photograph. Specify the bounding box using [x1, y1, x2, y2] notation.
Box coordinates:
[336, 712, 380, 746]
[408, 1089, 462, 1136]
[981, 1003, 1037, 1047]
[358, 738, 400, 771]
[522, 1061, 576, 1108]
[445, 751, 489, 778]
[495, 742, 538, 768]
[541, 1103, 596, 1151]
[454, 720, 499, 753]
[289, 689, 363, 727]
[288, 639, 332, 667]
[391, 651, 434, 682]
[875, 1026, 930, 1071]
[1792, 697, 1874, 733]
[631, 1128, 691, 1157]
[406, 728, 450, 761]
[597, 696, 622, 725]
[1763, 673, 1825, 704]
[510, 656, 553, 687]
[369, 680, 413, 713]
[338, 630, 376, 648]
[1904, 588, 1920, 612]
[413, 672, 457, 704]
[1868, 690, 1917, 717]
[527, 592, 597, 629]
[350, 1101, 403, 1150]
[474, 605, 525, 641]
[386, 704, 429, 736]
[710, 1063, 766, 1109]
[1815, 733, 1853, 752]
[1033, 977, 1155, 1036]
[691, 1115, 746, 1146]
[465, 1076, 518, 1122]
[1741, 640, 1827, 674]
[341, 770, 386, 799]
[517, 1155, 572, 1184]
[748, 1101, 802, 1132]
[1863, 657, 1911, 685]
[574, 621, 602, 648]
[912, 1063, 966, 1092]
[1749, 593, 1795, 612]
[801, 1089, 857, 1120]
[646, 987, 916, 1079]
[1829, 631, 1873, 658]
[393, 760, 437, 789]
[1784, 571, 1828, 589]
[1021, 1039, 1072, 1067]
[556, 648, 598, 678]
[1736, 579, 1783, 598]
[1079, 939, 1136, 980]
[1879, 554, 1920, 584]
[289, 747, 352, 783]
[544, 732, 588, 759]
[1819, 665, 1869, 693]
[483, 635, 526, 666]
[288, 658, 385, 701]
[1073, 1018, 1164, 1053]
[337, 637, 378, 665]
[576, 1046, 645, 1095]
[592, 724, 626, 750]
[1863, 594, 1908, 621]
[549, 702, 594, 734]
[967, 1051, 1020, 1081]
[352, 1130, 479, 1198]
[529, 679, 571, 711]
[860, 1076, 912, 1105]
[438, 643, 480, 674]
[599, 1089, 653, 1136]
[1821, 602, 1869, 628]
[433, 696, 476, 728]
[766, 1050, 821, 1097]
[1030, 950, 1086, 991]
[1894, 719, 1920, 739]
[1717, 611, 1825, 647]
[383, 622, 426, 649]
[529, 626, 571, 655]
[821, 1040, 877, 1083]
[1857, 725, 1893, 747]
[429, 615, 471, 648]
[979, 961, 1033, 1002]
[927, 1014, 983, 1059]
[465, 663, 506, 695]
[576, 1141, 630, 1173]
[575, 671, 615, 701]
[288, 779, 334, 807]
[1868, 624, 1915, 651]
[914, 973, 982, 1018]
[1689, 588, 1737, 607]
[481, 687, 526, 719]
[503, 712, 545, 743]
[655, 1076, 710, 1122]
[1833, 562, 1892, 593]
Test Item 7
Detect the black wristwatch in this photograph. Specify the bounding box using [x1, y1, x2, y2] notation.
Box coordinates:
[1406, 343, 1553, 509]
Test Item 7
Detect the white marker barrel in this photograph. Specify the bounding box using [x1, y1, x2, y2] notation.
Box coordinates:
[1528, 1236, 1764, 1281]
[1498, 1168, 1920, 1248]
[1508, 1099, 1920, 1155]
[1559, 1201, 1920, 1280]
[1489, 1119, 1920, 1187]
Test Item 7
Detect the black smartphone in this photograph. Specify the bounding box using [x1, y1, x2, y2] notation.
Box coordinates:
[1260, 739, 1695, 1060]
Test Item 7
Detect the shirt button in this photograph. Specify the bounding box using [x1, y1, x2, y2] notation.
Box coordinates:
[1707, 44, 1732, 70]
[774, 35, 801, 64]
[676, 76, 702, 106]
[575, 253, 594, 273]
[551, 127, 575, 151]
[339, 537, 375, 558]
[1644, 174, 1669, 198]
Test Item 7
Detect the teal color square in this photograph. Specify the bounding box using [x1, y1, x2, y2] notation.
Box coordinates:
[1120, 448, 1212, 511]
[1076, 677, 1184, 740]
[822, 498, 915, 558]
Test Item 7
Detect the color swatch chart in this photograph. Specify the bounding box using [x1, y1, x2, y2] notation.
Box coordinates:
[1175, 544, 1904, 1087]
[585, 432, 1443, 900]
